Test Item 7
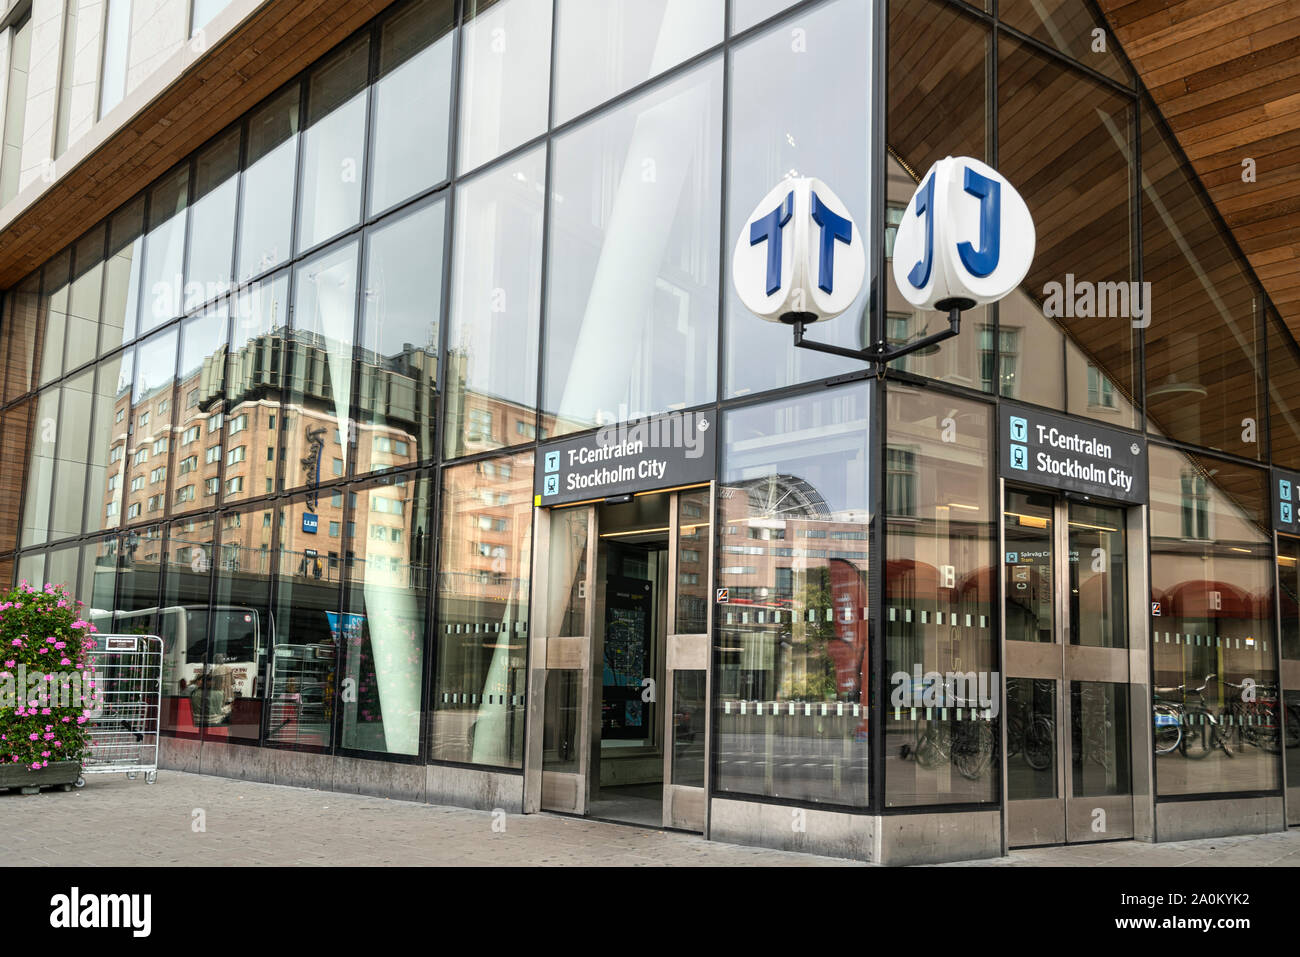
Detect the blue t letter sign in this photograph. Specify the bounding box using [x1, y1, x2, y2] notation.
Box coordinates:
[810, 191, 852, 294]
[750, 190, 793, 296]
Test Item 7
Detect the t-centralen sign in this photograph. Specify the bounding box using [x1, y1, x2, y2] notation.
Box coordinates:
[534, 410, 716, 507]
[999, 402, 1146, 504]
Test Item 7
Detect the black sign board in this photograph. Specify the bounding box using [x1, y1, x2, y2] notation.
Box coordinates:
[998, 402, 1146, 504]
[534, 410, 716, 507]
[1273, 468, 1300, 533]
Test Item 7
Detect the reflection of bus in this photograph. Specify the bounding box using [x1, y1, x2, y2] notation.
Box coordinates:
[95, 606, 266, 726]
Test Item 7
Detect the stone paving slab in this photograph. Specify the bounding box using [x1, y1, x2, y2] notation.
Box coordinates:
[2, 771, 1298, 866]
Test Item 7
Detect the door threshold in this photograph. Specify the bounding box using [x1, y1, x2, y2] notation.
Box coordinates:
[541, 809, 702, 836]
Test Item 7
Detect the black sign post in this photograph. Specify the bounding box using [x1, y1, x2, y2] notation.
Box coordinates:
[998, 402, 1147, 505]
[534, 410, 716, 507]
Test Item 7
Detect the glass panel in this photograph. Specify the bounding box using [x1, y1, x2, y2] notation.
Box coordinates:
[1149, 445, 1279, 795]
[46, 546, 79, 591]
[1269, 308, 1300, 469]
[113, 525, 166, 633]
[67, 227, 105, 374]
[1005, 489, 1053, 643]
[457, 0, 553, 174]
[432, 452, 534, 767]
[287, 240, 358, 494]
[160, 517, 215, 737]
[79, 536, 119, 630]
[675, 489, 709, 633]
[38, 250, 71, 386]
[186, 128, 240, 302]
[4, 273, 40, 400]
[1007, 677, 1056, 799]
[285, 240, 358, 491]
[50, 372, 94, 541]
[298, 37, 369, 252]
[998, 36, 1138, 428]
[17, 552, 44, 589]
[1071, 681, 1131, 797]
[239, 86, 300, 282]
[209, 506, 273, 744]
[547, 506, 589, 637]
[1068, 502, 1127, 648]
[85, 350, 133, 534]
[340, 473, 430, 755]
[543, 61, 721, 436]
[715, 384, 870, 806]
[999, 0, 1131, 85]
[1280, 535, 1300, 660]
[101, 196, 146, 355]
[1143, 98, 1263, 457]
[886, 0, 989, 388]
[725, 0, 873, 399]
[542, 669, 581, 772]
[671, 669, 706, 787]
[20, 389, 59, 547]
[127, 329, 180, 526]
[54, 0, 79, 157]
[553, 0, 723, 125]
[100, 0, 131, 117]
[885, 386, 996, 806]
[358, 199, 444, 473]
[268, 494, 341, 749]
[225, 273, 288, 502]
[444, 146, 545, 459]
[173, 306, 229, 515]
[140, 168, 190, 334]
[370, 0, 455, 213]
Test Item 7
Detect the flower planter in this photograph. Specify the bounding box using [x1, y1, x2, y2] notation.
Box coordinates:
[0, 760, 81, 794]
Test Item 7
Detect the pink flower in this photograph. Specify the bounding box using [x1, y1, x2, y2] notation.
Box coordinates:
[27, 733, 38, 741]
[9, 639, 21, 646]
[2, 660, 12, 668]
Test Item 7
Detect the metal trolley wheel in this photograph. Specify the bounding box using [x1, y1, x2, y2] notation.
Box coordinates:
[146, 771, 157, 784]
[127, 771, 138, 780]
[74, 776, 86, 789]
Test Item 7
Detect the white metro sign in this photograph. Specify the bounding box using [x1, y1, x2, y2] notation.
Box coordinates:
[892, 156, 1034, 311]
[733, 177, 866, 323]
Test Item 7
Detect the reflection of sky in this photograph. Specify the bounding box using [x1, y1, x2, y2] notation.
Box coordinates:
[723, 386, 870, 516]
[725, 0, 872, 398]
[363, 201, 444, 359]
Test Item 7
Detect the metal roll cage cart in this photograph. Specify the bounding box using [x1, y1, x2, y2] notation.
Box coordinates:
[78, 634, 164, 787]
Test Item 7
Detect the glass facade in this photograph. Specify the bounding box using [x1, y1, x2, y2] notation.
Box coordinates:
[0, 0, 1295, 847]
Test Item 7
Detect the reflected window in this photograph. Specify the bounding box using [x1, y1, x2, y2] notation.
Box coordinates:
[885, 386, 996, 807]
[370, 0, 455, 214]
[298, 38, 369, 252]
[226, 274, 289, 501]
[543, 61, 721, 436]
[1149, 446, 1279, 796]
[432, 452, 534, 767]
[715, 384, 870, 806]
[725, 0, 873, 399]
[553, 0, 723, 125]
[341, 473, 430, 755]
[445, 147, 545, 459]
[140, 168, 190, 334]
[102, 197, 146, 355]
[457, 0, 552, 174]
[239, 87, 300, 282]
[286, 241, 359, 490]
[187, 129, 240, 302]
[359, 199, 444, 472]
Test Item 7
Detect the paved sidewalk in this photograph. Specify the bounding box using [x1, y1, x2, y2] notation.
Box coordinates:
[3, 771, 1298, 866]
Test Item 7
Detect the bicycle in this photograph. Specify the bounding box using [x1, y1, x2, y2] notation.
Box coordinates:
[1171, 674, 1233, 760]
[1224, 679, 1281, 754]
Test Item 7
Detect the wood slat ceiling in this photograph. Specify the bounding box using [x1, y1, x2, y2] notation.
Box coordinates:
[1098, 0, 1300, 339]
[0, 0, 400, 288]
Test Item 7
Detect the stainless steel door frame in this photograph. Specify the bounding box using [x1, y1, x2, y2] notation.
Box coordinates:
[528, 502, 599, 815]
[1005, 489, 1135, 847]
[660, 485, 712, 832]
